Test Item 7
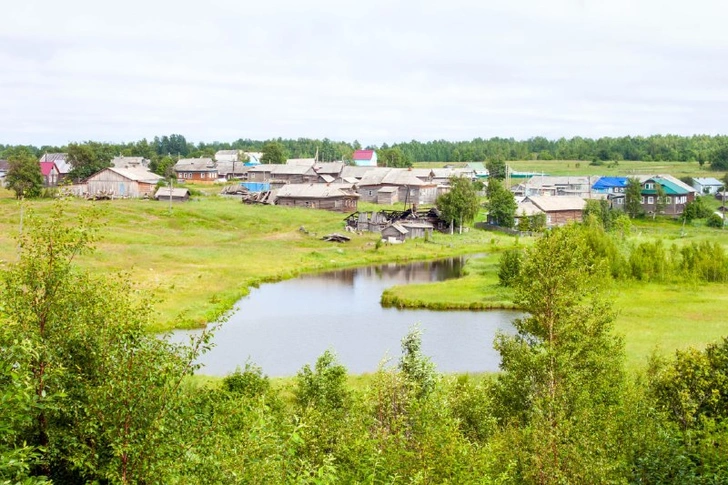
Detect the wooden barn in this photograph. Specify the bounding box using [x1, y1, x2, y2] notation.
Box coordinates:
[381, 221, 434, 242]
[86, 167, 162, 198]
[274, 184, 359, 212]
[154, 187, 191, 202]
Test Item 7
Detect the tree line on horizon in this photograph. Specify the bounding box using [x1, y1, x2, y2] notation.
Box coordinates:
[4, 133, 728, 171]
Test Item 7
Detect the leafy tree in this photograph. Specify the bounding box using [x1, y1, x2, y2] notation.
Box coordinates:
[706, 213, 724, 228]
[66, 142, 113, 180]
[486, 159, 506, 179]
[378, 147, 412, 168]
[625, 177, 644, 218]
[5, 149, 43, 199]
[0, 202, 213, 483]
[683, 197, 712, 222]
[583, 198, 614, 230]
[149, 155, 176, 177]
[436, 177, 481, 233]
[491, 225, 626, 482]
[710, 145, 728, 171]
[654, 183, 667, 218]
[529, 212, 547, 232]
[261, 141, 287, 164]
[485, 178, 517, 228]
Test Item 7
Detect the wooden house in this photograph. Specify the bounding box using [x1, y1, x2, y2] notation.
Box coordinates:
[0, 159, 8, 185]
[525, 195, 586, 227]
[86, 167, 162, 198]
[270, 164, 318, 185]
[110, 156, 150, 169]
[40, 153, 72, 181]
[174, 158, 217, 183]
[692, 177, 724, 196]
[381, 221, 434, 242]
[358, 168, 438, 205]
[274, 183, 359, 212]
[524, 176, 592, 198]
[313, 162, 345, 181]
[381, 223, 408, 242]
[215, 161, 249, 181]
[638, 175, 695, 216]
[352, 149, 378, 167]
[154, 187, 190, 202]
[39, 161, 59, 187]
[376, 186, 399, 204]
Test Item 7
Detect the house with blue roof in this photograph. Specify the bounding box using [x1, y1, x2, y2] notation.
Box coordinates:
[692, 177, 724, 196]
[592, 176, 628, 194]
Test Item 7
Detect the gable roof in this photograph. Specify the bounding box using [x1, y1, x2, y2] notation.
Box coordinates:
[274, 183, 359, 199]
[358, 168, 430, 187]
[527, 195, 586, 212]
[693, 177, 723, 186]
[40, 161, 58, 176]
[155, 187, 190, 198]
[313, 162, 344, 175]
[592, 176, 628, 189]
[353, 149, 375, 160]
[286, 158, 316, 166]
[90, 167, 163, 183]
[110, 156, 148, 168]
[516, 200, 544, 217]
[526, 175, 590, 187]
[174, 158, 216, 172]
[340, 165, 376, 179]
[40, 153, 71, 174]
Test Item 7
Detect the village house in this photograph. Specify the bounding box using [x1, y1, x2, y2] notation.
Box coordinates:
[39, 153, 72, 180]
[513, 199, 545, 227]
[352, 149, 378, 167]
[86, 167, 163, 198]
[214, 150, 242, 162]
[313, 162, 345, 182]
[174, 158, 218, 183]
[381, 220, 434, 243]
[40, 161, 60, 187]
[692, 177, 724, 196]
[525, 195, 586, 226]
[0, 159, 9, 185]
[523, 176, 593, 198]
[273, 183, 359, 212]
[592, 176, 628, 194]
[357, 168, 438, 205]
[110, 156, 150, 169]
[215, 161, 249, 181]
[638, 175, 695, 216]
[154, 187, 191, 202]
[466, 162, 489, 179]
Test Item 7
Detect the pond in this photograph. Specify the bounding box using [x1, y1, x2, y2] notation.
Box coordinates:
[168, 256, 518, 377]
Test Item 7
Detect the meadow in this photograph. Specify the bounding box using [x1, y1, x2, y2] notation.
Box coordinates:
[1, 182, 727, 370]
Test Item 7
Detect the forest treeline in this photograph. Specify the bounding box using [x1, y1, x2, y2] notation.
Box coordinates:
[4, 133, 728, 168]
[2, 204, 728, 484]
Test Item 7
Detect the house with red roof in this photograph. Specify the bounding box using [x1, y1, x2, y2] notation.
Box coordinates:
[352, 149, 378, 167]
[40, 162, 59, 187]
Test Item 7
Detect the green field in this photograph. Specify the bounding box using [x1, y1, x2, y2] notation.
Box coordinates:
[415, 159, 727, 179]
[2, 184, 727, 370]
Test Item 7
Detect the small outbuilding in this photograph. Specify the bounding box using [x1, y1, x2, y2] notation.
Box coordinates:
[381, 222, 408, 243]
[154, 187, 191, 202]
[86, 167, 163, 198]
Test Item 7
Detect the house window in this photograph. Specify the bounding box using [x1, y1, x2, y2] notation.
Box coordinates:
[368, 190, 374, 196]
[641, 197, 645, 204]
[616, 198, 623, 205]
[648, 196, 654, 204]
[645, 183, 654, 189]
[665, 196, 671, 204]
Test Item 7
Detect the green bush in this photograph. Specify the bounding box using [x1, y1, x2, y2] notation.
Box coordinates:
[706, 213, 724, 228]
[498, 249, 523, 287]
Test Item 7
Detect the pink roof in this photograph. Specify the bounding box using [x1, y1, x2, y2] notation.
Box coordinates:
[40, 161, 58, 176]
[353, 149, 374, 160]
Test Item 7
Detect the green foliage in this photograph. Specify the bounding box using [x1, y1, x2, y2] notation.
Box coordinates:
[261, 141, 287, 164]
[295, 350, 349, 412]
[683, 197, 713, 222]
[583, 198, 616, 230]
[222, 362, 271, 398]
[436, 176, 481, 229]
[5, 149, 43, 199]
[398, 326, 437, 398]
[626, 177, 644, 218]
[485, 178, 517, 228]
[149, 155, 175, 177]
[486, 159, 506, 179]
[706, 212, 724, 228]
[497, 249, 523, 287]
[378, 147, 412, 168]
[66, 141, 114, 180]
[710, 144, 728, 171]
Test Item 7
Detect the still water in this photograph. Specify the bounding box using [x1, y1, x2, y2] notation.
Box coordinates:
[169, 257, 518, 376]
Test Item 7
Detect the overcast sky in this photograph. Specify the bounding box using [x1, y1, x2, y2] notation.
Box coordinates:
[2, 0, 727, 146]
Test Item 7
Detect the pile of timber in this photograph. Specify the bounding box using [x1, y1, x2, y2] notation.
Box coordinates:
[242, 190, 274, 205]
[344, 207, 449, 233]
[321, 233, 350, 243]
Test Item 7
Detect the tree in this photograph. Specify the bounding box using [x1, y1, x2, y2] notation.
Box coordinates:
[710, 145, 728, 171]
[5, 150, 43, 199]
[436, 177, 481, 233]
[486, 159, 506, 179]
[485, 178, 517, 228]
[379, 147, 412, 168]
[492, 225, 625, 482]
[0, 202, 213, 483]
[66, 142, 112, 180]
[654, 184, 667, 219]
[261, 141, 286, 164]
[625, 177, 644, 218]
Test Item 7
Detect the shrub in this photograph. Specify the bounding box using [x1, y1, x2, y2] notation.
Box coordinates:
[706, 213, 724, 228]
[498, 249, 523, 287]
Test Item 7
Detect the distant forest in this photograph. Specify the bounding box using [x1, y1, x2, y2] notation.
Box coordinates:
[3, 133, 728, 169]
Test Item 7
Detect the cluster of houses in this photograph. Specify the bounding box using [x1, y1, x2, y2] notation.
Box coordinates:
[508, 174, 704, 227]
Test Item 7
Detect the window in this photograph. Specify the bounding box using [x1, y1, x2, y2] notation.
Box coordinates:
[368, 190, 374, 196]
[616, 198, 623, 205]
[648, 196, 654, 204]
[641, 197, 645, 204]
[645, 183, 654, 189]
[665, 196, 671, 204]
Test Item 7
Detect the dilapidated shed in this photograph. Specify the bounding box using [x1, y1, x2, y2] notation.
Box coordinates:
[154, 187, 191, 202]
[381, 223, 408, 242]
[86, 167, 163, 198]
[274, 183, 359, 212]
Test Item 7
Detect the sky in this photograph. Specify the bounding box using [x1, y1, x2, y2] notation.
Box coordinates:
[2, 0, 728, 146]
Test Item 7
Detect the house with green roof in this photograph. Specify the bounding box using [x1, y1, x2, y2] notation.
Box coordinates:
[639, 176, 695, 216]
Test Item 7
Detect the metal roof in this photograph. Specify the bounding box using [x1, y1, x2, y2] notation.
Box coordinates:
[274, 183, 359, 198]
[527, 195, 586, 212]
[174, 158, 216, 172]
[353, 149, 375, 160]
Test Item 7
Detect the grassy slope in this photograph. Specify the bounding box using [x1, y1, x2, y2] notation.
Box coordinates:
[0, 187, 511, 331]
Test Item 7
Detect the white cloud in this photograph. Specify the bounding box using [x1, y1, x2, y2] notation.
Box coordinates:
[2, 0, 728, 145]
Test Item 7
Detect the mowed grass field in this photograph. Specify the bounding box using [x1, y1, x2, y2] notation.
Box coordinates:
[415, 159, 727, 179]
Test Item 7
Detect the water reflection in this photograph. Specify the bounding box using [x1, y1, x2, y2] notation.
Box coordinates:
[169, 256, 517, 377]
